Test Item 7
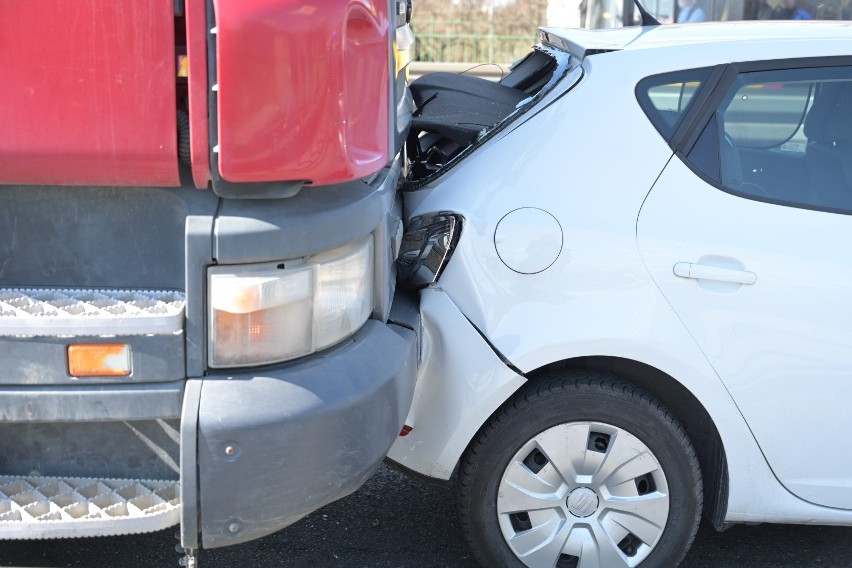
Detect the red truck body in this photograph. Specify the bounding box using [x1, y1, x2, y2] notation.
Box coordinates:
[0, 0, 180, 187]
[215, 0, 391, 185]
[0, 0, 393, 189]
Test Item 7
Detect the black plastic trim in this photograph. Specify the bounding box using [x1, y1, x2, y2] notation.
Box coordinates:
[671, 65, 729, 152]
[634, 66, 723, 149]
[403, 45, 579, 192]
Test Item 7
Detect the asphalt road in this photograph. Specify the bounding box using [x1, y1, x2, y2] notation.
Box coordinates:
[2, 464, 851, 567]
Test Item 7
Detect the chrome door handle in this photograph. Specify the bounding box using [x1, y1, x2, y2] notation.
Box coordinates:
[673, 262, 757, 285]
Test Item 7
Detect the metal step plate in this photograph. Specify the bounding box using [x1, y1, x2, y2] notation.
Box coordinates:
[0, 476, 180, 539]
[0, 289, 185, 337]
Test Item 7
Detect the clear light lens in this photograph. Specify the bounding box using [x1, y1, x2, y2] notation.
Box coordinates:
[208, 236, 373, 368]
[210, 269, 312, 314]
[314, 238, 373, 350]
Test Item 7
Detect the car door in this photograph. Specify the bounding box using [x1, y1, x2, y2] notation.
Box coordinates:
[637, 59, 852, 509]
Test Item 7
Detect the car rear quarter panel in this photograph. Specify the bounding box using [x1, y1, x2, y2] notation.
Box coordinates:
[404, 49, 852, 525]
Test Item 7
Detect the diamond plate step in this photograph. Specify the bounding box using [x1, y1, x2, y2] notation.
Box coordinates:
[0, 288, 185, 337]
[0, 476, 180, 539]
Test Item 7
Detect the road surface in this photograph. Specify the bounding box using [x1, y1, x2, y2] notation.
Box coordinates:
[1, 464, 851, 567]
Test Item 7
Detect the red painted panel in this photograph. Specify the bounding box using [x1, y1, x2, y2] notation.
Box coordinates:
[186, 0, 212, 189]
[0, 0, 179, 187]
[214, 0, 390, 186]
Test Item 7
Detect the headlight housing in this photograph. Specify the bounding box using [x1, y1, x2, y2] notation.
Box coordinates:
[208, 236, 373, 368]
[397, 213, 462, 289]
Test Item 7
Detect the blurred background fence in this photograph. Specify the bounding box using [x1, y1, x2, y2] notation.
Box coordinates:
[410, 1, 554, 65]
[411, 19, 539, 64]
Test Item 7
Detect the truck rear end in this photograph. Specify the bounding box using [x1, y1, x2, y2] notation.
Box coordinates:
[0, 0, 417, 561]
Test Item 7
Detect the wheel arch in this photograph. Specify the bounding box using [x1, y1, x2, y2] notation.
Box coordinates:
[460, 355, 730, 531]
[530, 356, 729, 531]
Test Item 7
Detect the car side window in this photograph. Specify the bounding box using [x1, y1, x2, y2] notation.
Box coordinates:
[688, 66, 852, 213]
[637, 68, 713, 142]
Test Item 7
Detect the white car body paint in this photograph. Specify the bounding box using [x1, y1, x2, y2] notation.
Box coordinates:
[638, 156, 852, 509]
[390, 23, 852, 527]
[386, 288, 526, 478]
[494, 208, 563, 274]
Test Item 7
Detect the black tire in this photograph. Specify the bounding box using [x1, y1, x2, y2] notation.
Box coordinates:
[458, 371, 702, 568]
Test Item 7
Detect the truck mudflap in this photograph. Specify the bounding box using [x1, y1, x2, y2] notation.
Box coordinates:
[189, 314, 418, 548]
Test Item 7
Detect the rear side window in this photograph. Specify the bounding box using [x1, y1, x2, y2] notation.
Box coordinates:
[724, 79, 814, 150]
[683, 65, 852, 213]
[637, 68, 713, 141]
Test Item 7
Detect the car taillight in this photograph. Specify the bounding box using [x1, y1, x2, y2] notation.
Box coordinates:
[397, 213, 462, 288]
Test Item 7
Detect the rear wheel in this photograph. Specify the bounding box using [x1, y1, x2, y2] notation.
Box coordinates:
[458, 372, 702, 568]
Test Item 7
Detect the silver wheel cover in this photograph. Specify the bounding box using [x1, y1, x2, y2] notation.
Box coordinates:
[496, 421, 670, 568]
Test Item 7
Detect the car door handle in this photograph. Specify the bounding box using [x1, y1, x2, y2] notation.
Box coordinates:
[673, 263, 757, 285]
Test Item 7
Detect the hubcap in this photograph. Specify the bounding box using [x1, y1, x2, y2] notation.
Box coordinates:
[566, 487, 599, 518]
[496, 421, 669, 568]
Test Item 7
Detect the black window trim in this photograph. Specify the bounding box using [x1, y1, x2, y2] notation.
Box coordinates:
[669, 64, 728, 151]
[635, 66, 722, 146]
[673, 55, 852, 217]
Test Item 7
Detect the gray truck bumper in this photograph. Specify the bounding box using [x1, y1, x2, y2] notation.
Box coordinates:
[191, 314, 418, 549]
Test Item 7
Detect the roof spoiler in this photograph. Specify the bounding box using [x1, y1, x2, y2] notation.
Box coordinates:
[539, 2, 660, 61]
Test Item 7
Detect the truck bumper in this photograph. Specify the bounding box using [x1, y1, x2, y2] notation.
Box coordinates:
[191, 312, 418, 548]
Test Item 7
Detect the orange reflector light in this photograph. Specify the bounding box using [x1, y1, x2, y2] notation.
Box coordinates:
[67, 344, 131, 377]
[177, 55, 189, 78]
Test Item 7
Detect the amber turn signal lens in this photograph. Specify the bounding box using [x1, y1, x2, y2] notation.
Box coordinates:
[67, 344, 131, 377]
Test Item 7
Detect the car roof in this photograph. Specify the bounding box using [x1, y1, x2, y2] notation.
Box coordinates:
[542, 22, 852, 60]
